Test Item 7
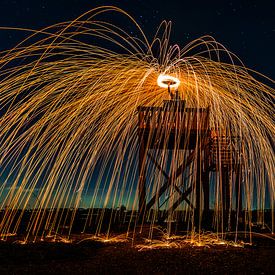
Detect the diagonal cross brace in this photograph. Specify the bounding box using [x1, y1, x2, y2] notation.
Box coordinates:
[147, 151, 194, 208]
[160, 185, 194, 222]
[146, 149, 197, 210]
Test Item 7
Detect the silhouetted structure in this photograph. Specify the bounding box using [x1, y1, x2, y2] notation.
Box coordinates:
[137, 98, 243, 230]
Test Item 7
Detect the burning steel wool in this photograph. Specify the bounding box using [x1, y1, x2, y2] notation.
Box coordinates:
[0, 6, 273, 245]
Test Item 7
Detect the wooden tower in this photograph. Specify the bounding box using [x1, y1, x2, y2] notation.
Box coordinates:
[137, 98, 243, 230]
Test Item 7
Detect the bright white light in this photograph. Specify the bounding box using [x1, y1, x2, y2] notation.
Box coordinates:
[157, 74, 180, 89]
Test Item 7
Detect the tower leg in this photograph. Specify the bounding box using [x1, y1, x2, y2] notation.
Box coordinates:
[195, 148, 202, 229]
[202, 169, 210, 225]
[222, 167, 230, 230]
[138, 137, 146, 224]
[235, 165, 242, 224]
[202, 141, 210, 227]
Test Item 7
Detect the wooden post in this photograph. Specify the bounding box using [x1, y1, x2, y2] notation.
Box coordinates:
[203, 145, 210, 221]
[138, 135, 146, 223]
[195, 145, 202, 228]
[222, 166, 230, 230]
[203, 169, 210, 220]
[235, 164, 242, 222]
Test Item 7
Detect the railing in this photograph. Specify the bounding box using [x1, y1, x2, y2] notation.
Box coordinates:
[209, 132, 241, 168]
[138, 105, 209, 131]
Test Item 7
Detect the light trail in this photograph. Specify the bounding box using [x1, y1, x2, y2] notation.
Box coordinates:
[0, 6, 273, 244]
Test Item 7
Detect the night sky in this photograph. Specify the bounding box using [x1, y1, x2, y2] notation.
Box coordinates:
[0, 1, 273, 209]
[0, 0, 274, 79]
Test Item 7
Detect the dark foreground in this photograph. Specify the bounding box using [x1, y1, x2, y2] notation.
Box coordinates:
[0, 238, 274, 274]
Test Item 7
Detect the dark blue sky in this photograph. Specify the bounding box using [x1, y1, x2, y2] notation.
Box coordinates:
[0, 1, 273, 210]
[0, 0, 274, 79]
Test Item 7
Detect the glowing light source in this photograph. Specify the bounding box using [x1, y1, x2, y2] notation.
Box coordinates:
[157, 74, 180, 89]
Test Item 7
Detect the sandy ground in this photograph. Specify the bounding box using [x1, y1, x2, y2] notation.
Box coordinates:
[0, 238, 274, 275]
